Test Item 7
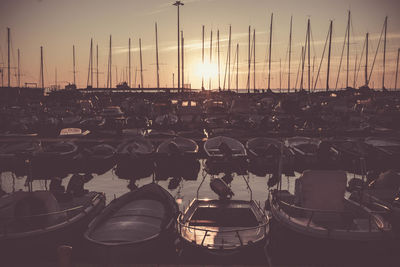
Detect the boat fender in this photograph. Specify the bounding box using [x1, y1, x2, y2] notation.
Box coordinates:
[210, 178, 234, 199]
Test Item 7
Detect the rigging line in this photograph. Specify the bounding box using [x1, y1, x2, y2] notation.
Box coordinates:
[335, 23, 348, 90]
[368, 20, 385, 84]
[314, 25, 330, 90]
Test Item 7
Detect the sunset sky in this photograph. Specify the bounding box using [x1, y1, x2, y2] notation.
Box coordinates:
[0, 0, 399, 90]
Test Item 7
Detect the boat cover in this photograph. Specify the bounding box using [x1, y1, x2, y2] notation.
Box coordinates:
[90, 199, 165, 243]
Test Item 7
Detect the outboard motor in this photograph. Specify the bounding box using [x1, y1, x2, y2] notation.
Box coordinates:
[66, 174, 88, 197]
[210, 178, 234, 200]
[218, 142, 233, 158]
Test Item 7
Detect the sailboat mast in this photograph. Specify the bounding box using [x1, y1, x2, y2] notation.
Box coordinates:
[91, 38, 93, 87]
[279, 58, 282, 92]
[181, 31, 184, 90]
[247, 26, 251, 92]
[300, 46, 305, 91]
[236, 43, 239, 92]
[218, 29, 220, 90]
[209, 30, 213, 90]
[17, 49, 20, 88]
[55, 67, 57, 89]
[96, 44, 99, 88]
[139, 38, 143, 88]
[327, 20, 332, 91]
[353, 53, 357, 88]
[307, 18, 311, 92]
[382, 16, 387, 89]
[7, 28, 10, 87]
[288, 16, 292, 93]
[73, 45, 76, 85]
[228, 25, 232, 90]
[155, 24, 160, 89]
[268, 13, 273, 90]
[202, 25, 205, 90]
[365, 33, 368, 86]
[395, 48, 399, 91]
[346, 10, 350, 88]
[253, 29, 256, 92]
[40, 46, 44, 88]
[129, 37, 132, 88]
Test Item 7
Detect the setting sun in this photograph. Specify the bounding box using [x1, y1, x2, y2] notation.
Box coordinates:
[195, 62, 219, 81]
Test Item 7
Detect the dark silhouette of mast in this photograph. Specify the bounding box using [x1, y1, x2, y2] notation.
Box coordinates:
[7, 28, 10, 87]
[129, 37, 132, 88]
[218, 29, 220, 90]
[353, 53, 357, 88]
[394, 48, 400, 91]
[300, 45, 305, 91]
[40, 46, 44, 88]
[247, 26, 251, 93]
[96, 44, 99, 88]
[327, 20, 333, 91]
[236, 43, 239, 92]
[268, 13, 273, 90]
[181, 31, 184, 89]
[288, 16, 292, 93]
[155, 24, 160, 89]
[73, 45, 76, 85]
[107, 35, 112, 88]
[17, 49, 20, 88]
[346, 10, 350, 88]
[228, 25, 232, 90]
[173, 1, 183, 92]
[253, 29, 256, 92]
[396, 48, 399, 91]
[382, 16, 387, 89]
[202, 25, 205, 90]
[365, 33, 368, 86]
[307, 18, 311, 92]
[139, 38, 143, 88]
[209, 30, 212, 90]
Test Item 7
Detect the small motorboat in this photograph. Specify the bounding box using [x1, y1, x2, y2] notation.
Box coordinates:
[0, 142, 40, 175]
[286, 137, 320, 172]
[61, 115, 82, 128]
[350, 170, 400, 236]
[177, 175, 269, 262]
[204, 136, 247, 175]
[364, 137, 400, 171]
[246, 137, 294, 176]
[267, 170, 394, 265]
[31, 142, 80, 178]
[115, 137, 154, 180]
[155, 137, 199, 180]
[84, 183, 179, 261]
[0, 190, 105, 262]
[153, 113, 179, 129]
[329, 138, 376, 173]
[81, 143, 116, 175]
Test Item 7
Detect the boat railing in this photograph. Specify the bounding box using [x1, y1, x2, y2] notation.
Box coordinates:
[177, 215, 268, 249]
[275, 197, 389, 233]
[0, 204, 86, 235]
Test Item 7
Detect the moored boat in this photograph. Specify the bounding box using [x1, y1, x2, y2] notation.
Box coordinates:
[84, 183, 179, 262]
